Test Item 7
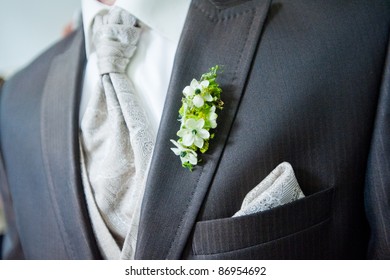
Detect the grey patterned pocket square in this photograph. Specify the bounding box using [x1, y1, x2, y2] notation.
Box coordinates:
[233, 162, 305, 217]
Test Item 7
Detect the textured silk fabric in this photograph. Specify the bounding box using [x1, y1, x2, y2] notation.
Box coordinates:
[79, 7, 154, 259]
[80, 0, 189, 134]
[2, 0, 389, 260]
[233, 162, 305, 217]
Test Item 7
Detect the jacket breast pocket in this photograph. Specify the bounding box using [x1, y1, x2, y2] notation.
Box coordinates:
[190, 187, 334, 259]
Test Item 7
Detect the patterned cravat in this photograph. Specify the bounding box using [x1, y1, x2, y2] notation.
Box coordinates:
[79, 7, 154, 259]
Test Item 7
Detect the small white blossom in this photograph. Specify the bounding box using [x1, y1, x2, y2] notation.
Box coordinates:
[208, 106, 218, 129]
[177, 118, 210, 148]
[183, 79, 209, 97]
[183, 79, 212, 108]
[171, 65, 222, 170]
[170, 140, 198, 165]
[193, 92, 213, 108]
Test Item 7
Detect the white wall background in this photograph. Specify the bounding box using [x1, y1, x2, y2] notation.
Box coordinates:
[0, 0, 81, 77]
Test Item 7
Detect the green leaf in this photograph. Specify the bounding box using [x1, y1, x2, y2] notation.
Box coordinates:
[173, 65, 223, 171]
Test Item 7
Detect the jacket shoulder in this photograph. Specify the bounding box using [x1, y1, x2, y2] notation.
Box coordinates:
[3, 29, 84, 95]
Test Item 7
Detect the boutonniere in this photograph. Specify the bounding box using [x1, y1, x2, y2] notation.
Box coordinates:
[170, 65, 223, 170]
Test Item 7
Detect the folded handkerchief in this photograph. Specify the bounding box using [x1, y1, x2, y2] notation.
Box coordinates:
[233, 162, 305, 217]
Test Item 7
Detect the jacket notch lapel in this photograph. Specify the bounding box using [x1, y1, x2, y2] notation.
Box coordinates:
[136, 0, 272, 259]
[40, 29, 100, 259]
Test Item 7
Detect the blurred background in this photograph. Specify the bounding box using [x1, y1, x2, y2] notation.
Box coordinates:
[0, 0, 81, 77]
[0, 0, 81, 253]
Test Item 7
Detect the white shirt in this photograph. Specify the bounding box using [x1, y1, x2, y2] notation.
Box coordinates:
[80, 0, 191, 134]
[79, 0, 191, 259]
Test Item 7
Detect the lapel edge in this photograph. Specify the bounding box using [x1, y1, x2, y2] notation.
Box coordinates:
[40, 29, 100, 259]
[138, 0, 272, 259]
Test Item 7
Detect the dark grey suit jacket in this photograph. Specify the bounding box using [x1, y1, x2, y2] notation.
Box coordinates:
[1, 0, 390, 259]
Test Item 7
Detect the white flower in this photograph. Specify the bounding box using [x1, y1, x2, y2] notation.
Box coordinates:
[171, 65, 223, 170]
[177, 118, 210, 148]
[193, 92, 213, 108]
[183, 79, 213, 108]
[170, 140, 197, 165]
[208, 106, 218, 129]
[183, 79, 208, 97]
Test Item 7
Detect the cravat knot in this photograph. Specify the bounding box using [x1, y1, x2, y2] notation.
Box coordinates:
[92, 7, 141, 75]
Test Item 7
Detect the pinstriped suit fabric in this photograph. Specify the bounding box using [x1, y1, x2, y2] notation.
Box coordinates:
[1, 0, 390, 259]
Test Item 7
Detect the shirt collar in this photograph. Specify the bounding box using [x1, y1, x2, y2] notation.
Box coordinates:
[82, 0, 191, 57]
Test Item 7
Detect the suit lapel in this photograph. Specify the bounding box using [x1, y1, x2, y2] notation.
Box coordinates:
[40, 29, 100, 259]
[136, 0, 272, 259]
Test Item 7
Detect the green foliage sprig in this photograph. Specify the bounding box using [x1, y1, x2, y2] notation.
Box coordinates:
[170, 65, 223, 170]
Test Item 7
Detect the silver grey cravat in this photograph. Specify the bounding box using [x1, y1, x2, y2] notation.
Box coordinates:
[79, 7, 154, 259]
